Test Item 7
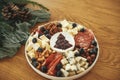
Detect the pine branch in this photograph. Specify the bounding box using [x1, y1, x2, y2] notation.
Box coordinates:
[3, 0, 49, 10]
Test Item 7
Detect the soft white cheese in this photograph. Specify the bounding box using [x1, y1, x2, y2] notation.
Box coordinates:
[65, 64, 71, 71]
[61, 68, 69, 77]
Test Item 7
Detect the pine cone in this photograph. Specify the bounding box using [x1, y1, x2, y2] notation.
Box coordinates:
[1, 2, 32, 22]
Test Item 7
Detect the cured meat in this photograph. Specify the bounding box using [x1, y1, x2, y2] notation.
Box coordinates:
[74, 29, 94, 49]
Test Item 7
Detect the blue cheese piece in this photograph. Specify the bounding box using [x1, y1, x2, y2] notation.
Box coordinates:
[61, 68, 69, 77]
[65, 64, 71, 71]
[60, 20, 69, 27]
[61, 58, 68, 65]
[71, 65, 77, 71]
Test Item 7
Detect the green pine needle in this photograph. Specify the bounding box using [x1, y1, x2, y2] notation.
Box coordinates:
[2, 0, 49, 10]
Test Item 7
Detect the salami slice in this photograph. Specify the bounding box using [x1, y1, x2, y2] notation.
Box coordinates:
[74, 29, 94, 49]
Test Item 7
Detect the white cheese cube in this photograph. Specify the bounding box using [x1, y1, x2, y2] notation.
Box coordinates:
[69, 58, 76, 65]
[67, 24, 73, 29]
[45, 43, 51, 50]
[76, 63, 81, 70]
[79, 67, 85, 72]
[61, 58, 68, 65]
[62, 27, 67, 32]
[69, 71, 76, 76]
[81, 57, 87, 62]
[26, 42, 33, 51]
[60, 20, 69, 27]
[80, 61, 86, 67]
[72, 29, 78, 35]
[37, 39, 42, 46]
[33, 43, 40, 51]
[71, 65, 77, 71]
[27, 49, 35, 58]
[61, 68, 69, 77]
[40, 35, 49, 42]
[28, 36, 33, 42]
[67, 30, 73, 35]
[41, 41, 47, 48]
[67, 51, 74, 59]
[77, 25, 84, 30]
[75, 57, 82, 63]
[65, 64, 71, 71]
[83, 62, 89, 69]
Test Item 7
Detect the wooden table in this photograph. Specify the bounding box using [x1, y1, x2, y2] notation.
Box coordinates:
[0, 0, 120, 80]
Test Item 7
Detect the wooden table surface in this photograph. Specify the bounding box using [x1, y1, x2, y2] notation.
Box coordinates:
[0, 0, 120, 80]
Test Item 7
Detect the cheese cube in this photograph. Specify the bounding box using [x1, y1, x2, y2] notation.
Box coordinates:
[67, 24, 73, 29]
[33, 43, 40, 51]
[69, 71, 76, 76]
[26, 42, 33, 51]
[81, 57, 87, 62]
[72, 29, 78, 35]
[27, 49, 35, 58]
[61, 68, 69, 77]
[60, 20, 69, 27]
[69, 58, 76, 65]
[76, 63, 81, 70]
[79, 67, 85, 72]
[77, 25, 84, 30]
[41, 41, 47, 48]
[62, 27, 67, 32]
[67, 51, 74, 59]
[61, 58, 68, 65]
[83, 62, 89, 69]
[80, 61, 86, 67]
[65, 64, 71, 71]
[40, 35, 49, 42]
[71, 65, 77, 71]
[75, 57, 82, 62]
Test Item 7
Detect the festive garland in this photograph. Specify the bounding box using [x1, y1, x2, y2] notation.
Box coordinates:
[0, 0, 51, 59]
